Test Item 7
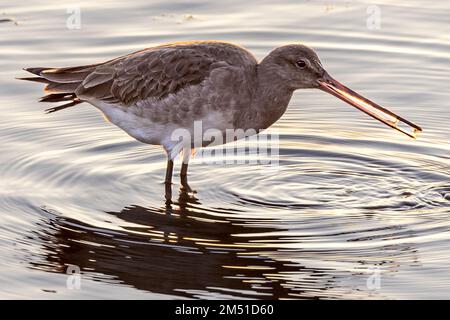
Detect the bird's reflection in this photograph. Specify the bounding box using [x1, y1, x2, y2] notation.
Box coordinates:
[28, 187, 420, 299]
[29, 189, 328, 298]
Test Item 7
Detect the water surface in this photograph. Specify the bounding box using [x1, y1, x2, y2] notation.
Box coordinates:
[0, 0, 449, 299]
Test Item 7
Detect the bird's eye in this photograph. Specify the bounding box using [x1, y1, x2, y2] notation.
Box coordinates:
[296, 60, 307, 68]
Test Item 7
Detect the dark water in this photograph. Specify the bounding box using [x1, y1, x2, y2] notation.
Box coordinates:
[0, 0, 449, 299]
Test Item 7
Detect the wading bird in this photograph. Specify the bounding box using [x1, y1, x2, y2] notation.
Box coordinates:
[20, 41, 421, 191]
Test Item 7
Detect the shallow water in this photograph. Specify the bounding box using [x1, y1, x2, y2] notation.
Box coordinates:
[0, 0, 449, 299]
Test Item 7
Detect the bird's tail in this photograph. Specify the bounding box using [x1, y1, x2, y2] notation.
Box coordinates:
[18, 64, 98, 113]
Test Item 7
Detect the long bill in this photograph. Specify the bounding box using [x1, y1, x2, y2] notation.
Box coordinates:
[317, 72, 422, 139]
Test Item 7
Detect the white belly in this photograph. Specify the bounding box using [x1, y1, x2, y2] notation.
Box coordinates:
[91, 100, 235, 152]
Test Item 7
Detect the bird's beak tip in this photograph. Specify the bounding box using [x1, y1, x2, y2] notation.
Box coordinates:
[316, 72, 422, 139]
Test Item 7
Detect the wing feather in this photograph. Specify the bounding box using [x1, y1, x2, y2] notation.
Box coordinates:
[76, 46, 226, 106]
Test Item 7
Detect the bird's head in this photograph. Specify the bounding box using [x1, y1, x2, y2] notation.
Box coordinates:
[260, 44, 422, 138]
[260, 44, 325, 90]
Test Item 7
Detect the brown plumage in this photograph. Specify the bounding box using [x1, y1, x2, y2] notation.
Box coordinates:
[20, 41, 421, 194]
[22, 41, 253, 112]
[20, 65, 95, 113]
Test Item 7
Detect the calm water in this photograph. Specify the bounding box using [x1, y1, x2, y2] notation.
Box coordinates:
[1, 0, 449, 299]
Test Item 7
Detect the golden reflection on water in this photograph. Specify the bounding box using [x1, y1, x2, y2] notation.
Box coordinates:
[22, 182, 435, 299]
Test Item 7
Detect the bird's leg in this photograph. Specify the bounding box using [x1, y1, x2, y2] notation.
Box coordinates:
[180, 148, 195, 193]
[165, 158, 174, 184]
[180, 164, 194, 193]
[180, 161, 188, 182]
[164, 156, 174, 203]
[165, 182, 172, 205]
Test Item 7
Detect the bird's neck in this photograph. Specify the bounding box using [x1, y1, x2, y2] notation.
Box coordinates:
[248, 62, 294, 130]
